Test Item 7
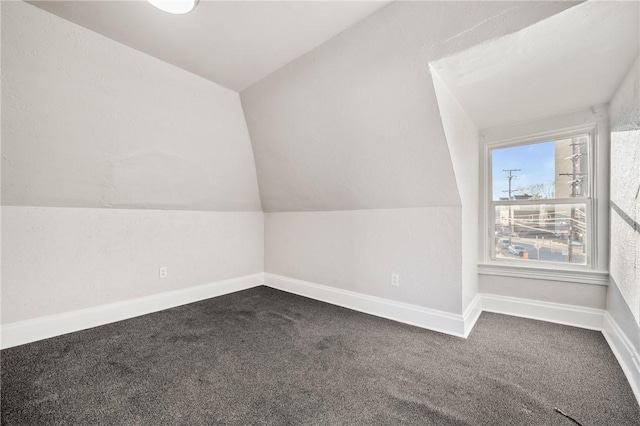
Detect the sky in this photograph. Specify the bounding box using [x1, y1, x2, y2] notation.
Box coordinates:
[492, 141, 555, 200]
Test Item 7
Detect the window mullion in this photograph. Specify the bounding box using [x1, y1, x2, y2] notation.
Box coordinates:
[487, 131, 594, 267]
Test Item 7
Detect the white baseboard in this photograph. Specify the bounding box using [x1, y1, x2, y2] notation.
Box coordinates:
[463, 294, 482, 338]
[0, 273, 265, 349]
[3, 271, 637, 406]
[480, 293, 605, 330]
[602, 312, 640, 404]
[264, 273, 468, 337]
[475, 294, 639, 405]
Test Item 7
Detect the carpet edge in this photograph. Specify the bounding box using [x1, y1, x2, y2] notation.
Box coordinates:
[263, 273, 468, 337]
[0, 273, 266, 349]
[602, 312, 640, 406]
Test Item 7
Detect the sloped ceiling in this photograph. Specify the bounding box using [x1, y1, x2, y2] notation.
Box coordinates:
[2, 2, 262, 211]
[241, 1, 579, 212]
[29, 0, 393, 91]
[431, 1, 640, 130]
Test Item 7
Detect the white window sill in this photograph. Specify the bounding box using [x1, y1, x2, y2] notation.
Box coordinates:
[478, 263, 609, 286]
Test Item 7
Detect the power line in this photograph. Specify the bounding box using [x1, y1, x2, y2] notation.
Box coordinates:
[502, 168, 521, 200]
[502, 169, 521, 245]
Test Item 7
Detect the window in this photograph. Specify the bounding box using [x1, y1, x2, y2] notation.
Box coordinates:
[487, 133, 594, 267]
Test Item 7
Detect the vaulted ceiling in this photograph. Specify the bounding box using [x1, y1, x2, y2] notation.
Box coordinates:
[16, 1, 635, 214]
[29, 0, 393, 91]
[431, 1, 640, 130]
[240, 1, 580, 211]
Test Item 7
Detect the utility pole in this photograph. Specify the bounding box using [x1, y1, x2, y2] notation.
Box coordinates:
[503, 169, 521, 245]
[559, 139, 586, 263]
[503, 169, 521, 200]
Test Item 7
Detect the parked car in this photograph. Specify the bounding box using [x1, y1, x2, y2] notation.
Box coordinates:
[508, 245, 526, 256]
[498, 238, 510, 249]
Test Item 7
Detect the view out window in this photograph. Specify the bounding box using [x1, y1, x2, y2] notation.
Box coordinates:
[489, 135, 591, 266]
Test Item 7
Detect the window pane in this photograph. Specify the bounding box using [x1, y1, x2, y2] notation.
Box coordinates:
[492, 136, 589, 201]
[494, 203, 587, 265]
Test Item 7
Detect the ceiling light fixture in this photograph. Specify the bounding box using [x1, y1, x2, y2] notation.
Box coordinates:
[147, 0, 199, 15]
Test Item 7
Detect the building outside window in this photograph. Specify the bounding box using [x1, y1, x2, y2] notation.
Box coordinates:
[488, 134, 593, 266]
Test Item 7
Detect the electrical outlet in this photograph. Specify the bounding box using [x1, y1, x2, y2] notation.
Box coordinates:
[159, 267, 168, 279]
[391, 273, 400, 287]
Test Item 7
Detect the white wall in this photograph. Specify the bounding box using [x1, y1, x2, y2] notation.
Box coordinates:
[608, 278, 640, 355]
[1, 0, 593, 327]
[1, 2, 263, 324]
[431, 69, 480, 312]
[608, 55, 640, 326]
[2, 1, 260, 211]
[241, 1, 576, 213]
[2, 207, 263, 323]
[479, 275, 607, 309]
[265, 208, 462, 313]
[242, 1, 575, 315]
[607, 55, 640, 363]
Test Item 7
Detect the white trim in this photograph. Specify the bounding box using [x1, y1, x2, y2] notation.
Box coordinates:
[264, 273, 468, 338]
[479, 106, 610, 272]
[602, 312, 640, 405]
[480, 293, 604, 330]
[462, 294, 482, 338]
[478, 294, 640, 402]
[0, 273, 265, 349]
[478, 264, 609, 286]
[480, 107, 607, 145]
[1, 272, 637, 405]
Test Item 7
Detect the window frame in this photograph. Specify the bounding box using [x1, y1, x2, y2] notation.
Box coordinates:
[479, 111, 609, 282]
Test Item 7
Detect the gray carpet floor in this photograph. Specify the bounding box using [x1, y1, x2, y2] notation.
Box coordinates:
[2, 286, 639, 425]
